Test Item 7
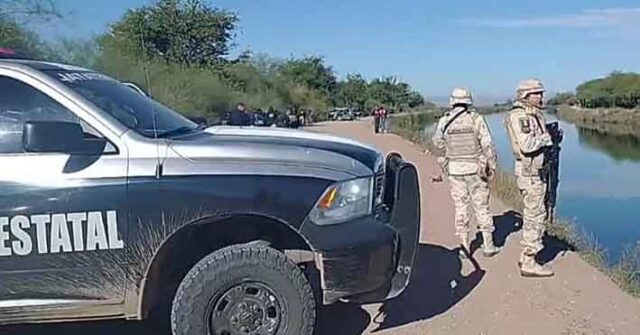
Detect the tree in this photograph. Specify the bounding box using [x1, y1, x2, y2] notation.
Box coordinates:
[407, 91, 425, 108]
[547, 92, 576, 106]
[366, 76, 421, 111]
[0, 17, 53, 58]
[335, 73, 367, 110]
[0, 0, 60, 58]
[104, 0, 238, 67]
[278, 56, 337, 99]
[576, 72, 640, 109]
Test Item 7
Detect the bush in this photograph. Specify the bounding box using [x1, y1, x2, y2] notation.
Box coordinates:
[576, 72, 640, 109]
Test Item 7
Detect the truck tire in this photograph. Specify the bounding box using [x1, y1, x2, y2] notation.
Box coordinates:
[171, 243, 316, 335]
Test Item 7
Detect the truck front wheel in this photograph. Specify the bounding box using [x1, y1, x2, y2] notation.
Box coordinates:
[171, 244, 316, 335]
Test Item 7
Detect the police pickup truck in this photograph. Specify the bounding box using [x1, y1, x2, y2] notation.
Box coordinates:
[0, 58, 421, 335]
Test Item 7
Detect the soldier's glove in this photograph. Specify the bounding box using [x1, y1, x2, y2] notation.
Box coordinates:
[541, 133, 553, 147]
[480, 163, 495, 182]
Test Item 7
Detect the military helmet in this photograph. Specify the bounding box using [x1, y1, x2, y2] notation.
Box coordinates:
[449, 87, 473, 106]
[516, 78, 545, 101]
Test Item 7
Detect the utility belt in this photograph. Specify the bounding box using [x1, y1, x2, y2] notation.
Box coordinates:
[445, 157, 491, 178]
[515, 156, 543, 177]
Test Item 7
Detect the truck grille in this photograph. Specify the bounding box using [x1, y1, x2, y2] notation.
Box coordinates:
[374, 171, 385, 206]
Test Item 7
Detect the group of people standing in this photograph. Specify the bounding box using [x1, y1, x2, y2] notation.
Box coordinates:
[224, 103, 310, 128]
[433, 78, 562, 277]
[373, 106, 389, 134]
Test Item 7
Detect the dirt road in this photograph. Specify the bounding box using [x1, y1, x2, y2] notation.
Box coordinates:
[3, 119, 640, 335]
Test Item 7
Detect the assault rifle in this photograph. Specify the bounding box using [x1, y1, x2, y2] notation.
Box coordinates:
[540, 122, 562, 225]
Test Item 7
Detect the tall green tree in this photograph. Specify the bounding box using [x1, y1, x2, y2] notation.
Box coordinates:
[367, 76, 419, 111]
[335, 73, 368, 110]
[407, 91, 425, 108]
[278, 56, 337, 99]
[104, 0, 238, 67]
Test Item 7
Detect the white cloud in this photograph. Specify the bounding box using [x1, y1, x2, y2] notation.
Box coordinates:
[467, 7, 640, 28]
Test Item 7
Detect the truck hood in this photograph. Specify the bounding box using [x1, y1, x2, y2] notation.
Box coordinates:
[166, 126, 383, 177]
[204, 126, 382, 169]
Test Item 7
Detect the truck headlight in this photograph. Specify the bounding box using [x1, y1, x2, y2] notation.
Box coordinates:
[309, 177, 373, 225]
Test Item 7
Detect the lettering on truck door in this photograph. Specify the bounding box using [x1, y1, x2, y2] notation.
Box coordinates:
[0, 74, 129, 308]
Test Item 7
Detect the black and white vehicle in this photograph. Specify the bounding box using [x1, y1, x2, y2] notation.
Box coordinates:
[0, 59, 421, 334]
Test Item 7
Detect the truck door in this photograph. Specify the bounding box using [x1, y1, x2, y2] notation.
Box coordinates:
[0, 73, 129, 309]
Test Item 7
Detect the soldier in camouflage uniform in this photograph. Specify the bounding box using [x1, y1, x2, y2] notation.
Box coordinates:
[504, 79, 556, 277]
[433, 88, 500, 258]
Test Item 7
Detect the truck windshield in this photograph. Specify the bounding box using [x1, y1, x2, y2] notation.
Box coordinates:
[45, 69, 199, 138]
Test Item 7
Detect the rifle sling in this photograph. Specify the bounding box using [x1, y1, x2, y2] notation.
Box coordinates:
[443, 108, 468, 133]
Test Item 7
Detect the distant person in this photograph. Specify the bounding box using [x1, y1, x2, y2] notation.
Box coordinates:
[276, 111, 289, 128]
[307, 110, 315, 125]
[267, 112, 276, 127]
[254, 108, 266, 126]
[433, 88, 500, 259]
[504, 79, 562, 277]
[298, 110, 306, 127]
[373, 107, 381, 133]
[227, 102, 251, 126]
[267, 107, 277, 126]
[379, 106, 389, 133]
[287, 110, 298, 128]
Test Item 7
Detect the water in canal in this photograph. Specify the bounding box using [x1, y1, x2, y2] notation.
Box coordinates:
[424, 112, 640, 261]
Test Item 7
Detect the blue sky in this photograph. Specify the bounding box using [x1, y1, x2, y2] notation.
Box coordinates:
[32, 0, 640, 104]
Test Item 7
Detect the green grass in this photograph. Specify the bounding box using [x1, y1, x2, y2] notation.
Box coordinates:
[390, 112, 640, 297]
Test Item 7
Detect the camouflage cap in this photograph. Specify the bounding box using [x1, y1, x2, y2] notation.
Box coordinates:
[449, 87, 473, 106]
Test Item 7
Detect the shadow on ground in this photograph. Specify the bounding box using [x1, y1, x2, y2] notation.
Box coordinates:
[538, 233, 574, 265]
[467, 209, 572, 266]
[370, 243, 485, 332]
[315, 302, 371, 335]
[0, 243, 487, 335]
[0, 319, 164, 335]
[470, 210, 522, 256]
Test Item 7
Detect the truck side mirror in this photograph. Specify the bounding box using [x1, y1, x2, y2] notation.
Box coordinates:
[22, 121, 107, 155]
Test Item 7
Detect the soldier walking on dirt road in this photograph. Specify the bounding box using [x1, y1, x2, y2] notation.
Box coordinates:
[504, 79, 559, 277]
[433, 88, 500, 259]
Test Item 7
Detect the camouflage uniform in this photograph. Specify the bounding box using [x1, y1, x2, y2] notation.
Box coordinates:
[505, 79, 555, 277]
[433, 88, 499, 258]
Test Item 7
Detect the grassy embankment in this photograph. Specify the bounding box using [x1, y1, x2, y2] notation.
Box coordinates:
[389, 112, 640, 297]
[557, 105, 640, 137]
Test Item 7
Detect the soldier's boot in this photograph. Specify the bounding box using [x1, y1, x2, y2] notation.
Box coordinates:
[482, 232, 501, 258]
[520, 254, 554, 278]
[458, 233, 470, 259]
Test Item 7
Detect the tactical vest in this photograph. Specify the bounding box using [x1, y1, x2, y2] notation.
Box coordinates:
[443, 110, 481, 162]
[504, 109, 522, 160]
[504, 106, 546, 177]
